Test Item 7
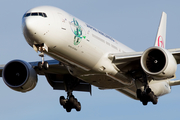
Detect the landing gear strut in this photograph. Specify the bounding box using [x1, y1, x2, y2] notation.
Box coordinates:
[59, 92, 81, 112]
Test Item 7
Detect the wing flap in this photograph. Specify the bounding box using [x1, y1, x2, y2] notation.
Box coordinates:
[45, 73, 91, 93]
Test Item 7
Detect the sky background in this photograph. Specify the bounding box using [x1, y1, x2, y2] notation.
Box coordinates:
[0, 0, 180, 120]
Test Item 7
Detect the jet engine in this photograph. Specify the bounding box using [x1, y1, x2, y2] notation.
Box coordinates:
[140, 47, 177, 79]
[2, 60, 38, 92]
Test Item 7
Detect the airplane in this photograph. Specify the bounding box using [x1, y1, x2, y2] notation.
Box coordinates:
[0, 6, 180, 113]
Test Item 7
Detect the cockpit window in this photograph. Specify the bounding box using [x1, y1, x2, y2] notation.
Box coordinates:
[39, 13, 43, 17]
[24, 12, 47, 18]
[25, 13, 31, 17]
[43, 13, 47, 17]
[31, 13, 38, 16]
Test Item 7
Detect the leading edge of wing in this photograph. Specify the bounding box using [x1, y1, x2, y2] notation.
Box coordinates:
[109, 51, 143, 65]
[109, 48, 180, 66]
[0, 59, 69, 77]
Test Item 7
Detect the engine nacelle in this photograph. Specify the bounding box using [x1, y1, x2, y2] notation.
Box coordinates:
[2, 60, 38, 92]
[141, 47, 177, 79]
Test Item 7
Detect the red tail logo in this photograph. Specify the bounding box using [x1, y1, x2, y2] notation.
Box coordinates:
[158, 36, 164, 48]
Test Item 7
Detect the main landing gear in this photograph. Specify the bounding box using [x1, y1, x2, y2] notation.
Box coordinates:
[60, 92, 81, 112]
[136, 74, 158, 105]
[136, 88, 158, 105]
[59, 75, 82, 112]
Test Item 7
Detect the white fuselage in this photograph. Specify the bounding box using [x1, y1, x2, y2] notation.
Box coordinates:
[22, 6, 171, 99]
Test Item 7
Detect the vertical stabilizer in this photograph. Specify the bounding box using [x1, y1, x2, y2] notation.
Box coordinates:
[154, 12, 167, 48]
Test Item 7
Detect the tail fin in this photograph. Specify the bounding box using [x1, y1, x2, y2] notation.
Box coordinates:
[154, 12, 167, 48]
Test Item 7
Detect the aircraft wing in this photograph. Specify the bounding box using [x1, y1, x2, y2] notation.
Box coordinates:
[109, 48, 180, 72]
[109, 52, 142, 65]
[0, 60, 91, 93]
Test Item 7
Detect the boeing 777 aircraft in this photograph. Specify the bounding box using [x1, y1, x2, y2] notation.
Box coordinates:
[0, 6, 180, 112]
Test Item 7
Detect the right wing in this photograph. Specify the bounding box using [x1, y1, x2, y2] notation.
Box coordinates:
[0, 59, 91, 93]
[30, 60, 92, 93]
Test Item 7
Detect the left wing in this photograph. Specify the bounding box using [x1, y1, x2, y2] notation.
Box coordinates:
[108, 11, 180, 86]
[109, 48, 180, 67]
[109, 48, 180, 78]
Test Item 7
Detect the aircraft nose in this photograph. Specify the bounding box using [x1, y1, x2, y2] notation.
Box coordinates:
[23, 17, 38, 36]
[22, 12, 51, 46]
[22, 16, 45, 45]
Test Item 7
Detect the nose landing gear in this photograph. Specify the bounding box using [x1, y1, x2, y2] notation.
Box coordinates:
[38, 52, 49, 70]
[33, 44, 49, 70]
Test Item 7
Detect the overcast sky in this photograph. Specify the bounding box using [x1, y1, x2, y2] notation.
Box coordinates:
[0, 0, 180, 120]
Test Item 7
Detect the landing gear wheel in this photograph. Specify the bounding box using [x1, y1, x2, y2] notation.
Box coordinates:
[142, 101, 148, 106]
[152, 97, 158, 105]
[38, 62, 43, 70]
[153, 99, 158, 105]
[149, 93, 158, 105]
[66, 104, 72, 112]
[137, 87, 158, 106]
[43, 61, 49, 70]
[69, 95, 75, 103]
[73, 98, 78, 107]
[75, 102, 81, 111]
[59, 93, 81, 112]
[38, 61, 49, 70]
[60, 96, 66, 106]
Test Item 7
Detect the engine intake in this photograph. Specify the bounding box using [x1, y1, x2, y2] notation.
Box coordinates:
[141, 47, 177, 79]
[2, 60, 38, 92]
